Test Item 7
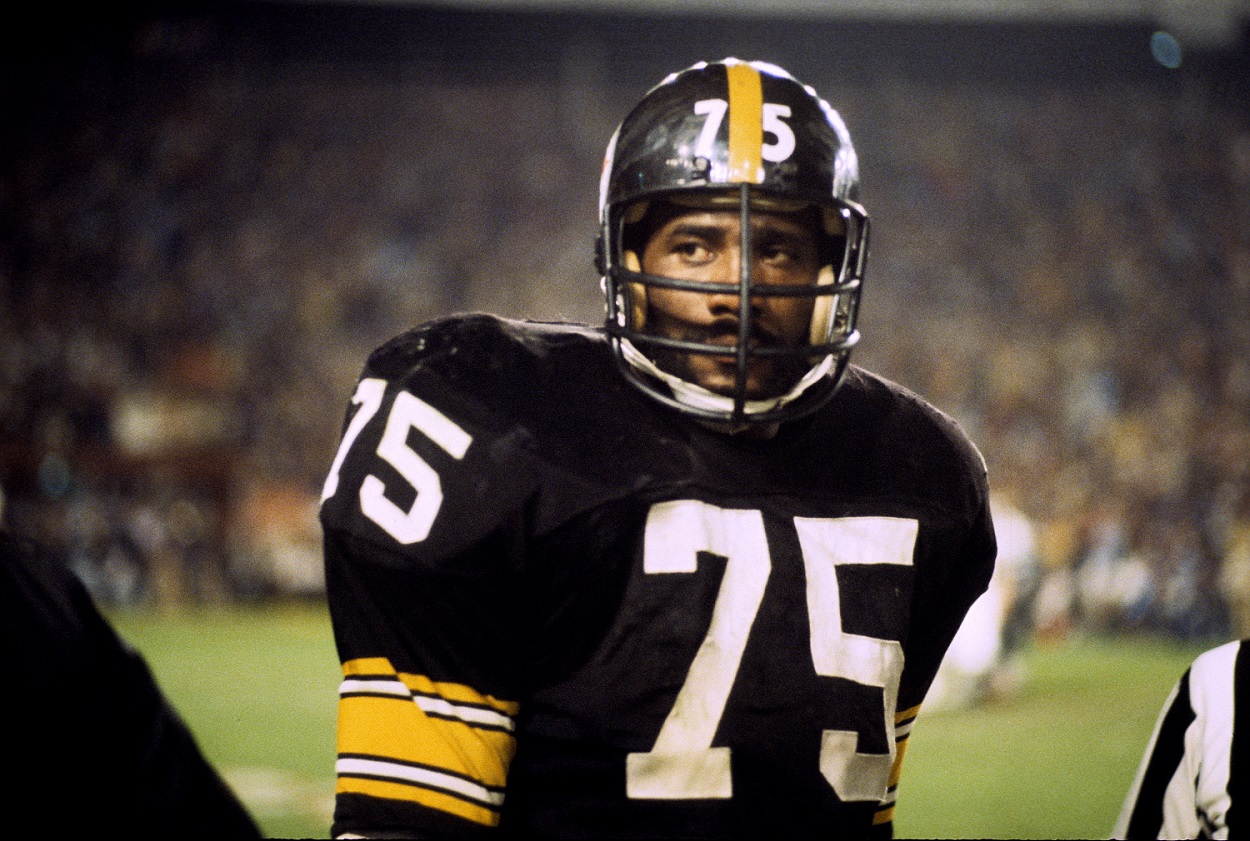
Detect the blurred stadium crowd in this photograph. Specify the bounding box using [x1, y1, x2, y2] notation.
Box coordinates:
[1, 8, 1247, 651]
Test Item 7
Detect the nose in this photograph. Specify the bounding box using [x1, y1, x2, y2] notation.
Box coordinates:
[704, 247, 764, 318]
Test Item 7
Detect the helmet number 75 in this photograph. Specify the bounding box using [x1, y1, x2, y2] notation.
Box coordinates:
[693, 99, 796, 163]
[626, 499, 916, 804]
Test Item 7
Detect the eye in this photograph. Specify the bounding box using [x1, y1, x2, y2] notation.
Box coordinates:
[672, 238, 714, 263]
[760, 243, 796, 263]
[757, 232, 819, 270]
[760, 242, 812, 268]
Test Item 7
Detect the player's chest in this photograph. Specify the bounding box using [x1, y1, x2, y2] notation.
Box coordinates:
[520, 492, 922, 809]
[527, 490, 922, 707]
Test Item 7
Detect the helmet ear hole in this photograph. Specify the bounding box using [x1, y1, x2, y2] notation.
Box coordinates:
[624, 250, 647, 330]
[809, 265, 836, 346]
[623, 201, 649, 225]
[821, 207, 846, 236]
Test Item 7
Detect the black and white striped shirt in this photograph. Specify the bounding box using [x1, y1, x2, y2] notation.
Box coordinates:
[1114, 639, 1250, 839]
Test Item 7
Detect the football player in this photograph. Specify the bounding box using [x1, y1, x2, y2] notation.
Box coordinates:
[320, 58, 996, 839]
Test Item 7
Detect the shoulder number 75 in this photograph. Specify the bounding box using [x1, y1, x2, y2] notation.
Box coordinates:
[321, 378, 473, 545]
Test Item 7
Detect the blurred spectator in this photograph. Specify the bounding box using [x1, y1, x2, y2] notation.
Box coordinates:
[1219, 493, 1250, 637]
[0, 10, 1246, 641]
[927, 489, 1041, 711]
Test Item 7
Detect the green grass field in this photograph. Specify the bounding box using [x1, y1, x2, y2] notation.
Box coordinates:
[109, 601, 340, 839]
[108, 603, 1214, 839]
[897, 635, 1208, 839]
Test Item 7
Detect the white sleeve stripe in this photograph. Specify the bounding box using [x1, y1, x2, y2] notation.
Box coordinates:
[338, 678, 516, 732]
[413, 695, 515, 731]
[340, 677, 410, 697]
[336, 756, 506, 807]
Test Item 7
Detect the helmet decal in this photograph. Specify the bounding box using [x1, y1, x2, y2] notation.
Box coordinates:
[723, 61, 764, 183]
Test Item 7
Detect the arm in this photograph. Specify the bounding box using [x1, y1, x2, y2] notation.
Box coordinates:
[324, 530, 524, 838]
[899, 464, 998, 715]
[320, 362, 537, 839]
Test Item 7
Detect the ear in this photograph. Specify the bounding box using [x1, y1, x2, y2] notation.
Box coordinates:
[624, 250, 647, 330]
[809, 265, 835, 346]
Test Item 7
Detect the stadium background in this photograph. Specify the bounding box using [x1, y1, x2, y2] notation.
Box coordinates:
[2, 0, 1249, 836]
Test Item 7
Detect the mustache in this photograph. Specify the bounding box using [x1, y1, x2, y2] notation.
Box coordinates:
[703, 318, 785, 349]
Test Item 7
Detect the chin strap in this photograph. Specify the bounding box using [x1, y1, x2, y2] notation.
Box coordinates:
[619, 338, 834, 421]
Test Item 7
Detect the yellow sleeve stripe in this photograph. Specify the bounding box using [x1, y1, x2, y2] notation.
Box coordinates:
[874, 702, 923, 825]
[337, 769, 500, 827]
[888, 703, 918, 788]
[336, 657, 518, 824]
[724, 60, 764, 183]
[895, 704, 921, 725]
[338, 694, 516, 781]
[887, 735, 911, 788]
[340, 675, 515, 732]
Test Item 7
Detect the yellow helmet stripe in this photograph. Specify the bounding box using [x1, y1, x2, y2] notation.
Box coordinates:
[724, 62, 763, 183]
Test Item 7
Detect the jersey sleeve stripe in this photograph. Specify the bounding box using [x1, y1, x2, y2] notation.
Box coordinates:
[1231, 641, 1249, 835]
[874, 703, 922, 826]
[411, 693, 516, 732]
[336, 771, 501, 827]
[887, 733, 911, 789]
[342, 657, 520, 716]
[1120, 671, 1196, 838]
[335, 656, 518, 826]
[340, 676, 411, 698]
[337, 755, 505, 805]
[887, 704, 918, 789]
[337, 694, 515, 782]
[339, 675, 516, 732]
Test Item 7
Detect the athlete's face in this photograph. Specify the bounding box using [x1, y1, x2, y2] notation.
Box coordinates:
[638, 206, 822, 400]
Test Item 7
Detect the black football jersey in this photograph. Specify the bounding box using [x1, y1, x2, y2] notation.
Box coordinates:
[320, 314, 996, 839]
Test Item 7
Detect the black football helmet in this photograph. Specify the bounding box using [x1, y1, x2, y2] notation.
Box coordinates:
[597, 58, 869, 429]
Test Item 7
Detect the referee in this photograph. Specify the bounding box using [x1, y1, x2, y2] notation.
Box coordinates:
[1115, 639, 1249, 839]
